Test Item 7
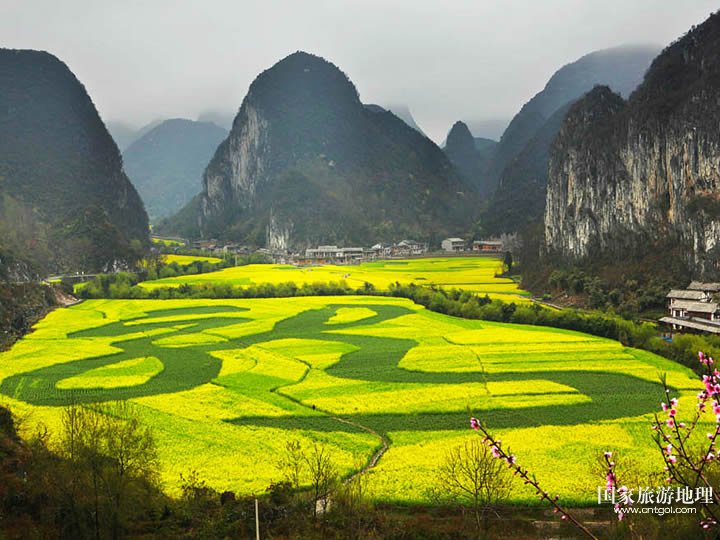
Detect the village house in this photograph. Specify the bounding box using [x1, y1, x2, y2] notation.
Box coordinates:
[192, 239, 218, 250]
[660, 282, 720, 334]
[441, 238, 465, 252]
[391, 240, 428, 257]
[369, 243, 391, 259]
[472, 239, 503, 253]
[304, 245, 365, 264]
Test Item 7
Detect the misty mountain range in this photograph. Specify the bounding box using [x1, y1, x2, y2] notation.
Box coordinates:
[6, 11, 720, 278]
[119, 44, 659, 242]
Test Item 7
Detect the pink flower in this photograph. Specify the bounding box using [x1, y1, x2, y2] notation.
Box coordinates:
[668, 408, 677, 417]
[490, 446, 501, 458]
[606, 473, 615, 490]
[670, 398, 678, 407]
[470, 417, 480, 431]
[665, 444, 673, 455]
[668, 455, 677, 464]
[604, 451, 612, 458]
[661, 402, 668, 411]
[667, 418, 675, 427]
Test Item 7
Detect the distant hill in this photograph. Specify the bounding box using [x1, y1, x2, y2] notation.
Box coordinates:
[107, 119, 164, 151]
[0, 49, 149, 276]
[474, 137, 497, 152]
[196, 111, 235, 130]
[465, 118, 510, 141]
[364, 104, 427, 137]
[384, 104, 426, 136]
[159, 52, 473, 247]
[443, 121, 497, 197]
[123, 119, 228, 221]
[481, 103, 572, 234]
[106, 121, 137, 152]
[482, 44, 660, 233]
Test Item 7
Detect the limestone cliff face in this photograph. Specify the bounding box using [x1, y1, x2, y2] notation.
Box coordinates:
[196, 51, 472, 246]
[544, 12, 720, 276]
[202, 102, 269, 218]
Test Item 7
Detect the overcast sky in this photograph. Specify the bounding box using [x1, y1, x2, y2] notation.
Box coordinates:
[1, 1, 717, 143]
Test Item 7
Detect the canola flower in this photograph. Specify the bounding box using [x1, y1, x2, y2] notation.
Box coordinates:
[470, 416, 598, 539]
[471, 351, 720, 536]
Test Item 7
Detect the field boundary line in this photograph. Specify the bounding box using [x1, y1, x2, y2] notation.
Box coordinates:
[266, 352, 391, 482]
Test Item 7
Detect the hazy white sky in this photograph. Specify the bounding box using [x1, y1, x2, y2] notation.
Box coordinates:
[1, 1, 717, 142]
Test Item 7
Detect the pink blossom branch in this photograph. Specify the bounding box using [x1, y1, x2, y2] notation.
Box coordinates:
[470, 418, 599, 540]
[648, 352, 720, 527]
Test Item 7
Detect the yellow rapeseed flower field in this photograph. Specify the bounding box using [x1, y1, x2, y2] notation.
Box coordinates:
[141, 257, 530, 302]
[0, 292, 701, 504]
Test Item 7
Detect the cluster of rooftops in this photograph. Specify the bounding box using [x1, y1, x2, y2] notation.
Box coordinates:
[660, 282, 720, 335]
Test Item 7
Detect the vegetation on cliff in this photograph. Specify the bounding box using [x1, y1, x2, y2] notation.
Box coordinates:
[0, 49, 149, 274]
[544, 11, 720, 277]
[166, 52, 474, 246]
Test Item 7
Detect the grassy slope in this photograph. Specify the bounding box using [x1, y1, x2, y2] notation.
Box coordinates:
[0, 295, 700, 504]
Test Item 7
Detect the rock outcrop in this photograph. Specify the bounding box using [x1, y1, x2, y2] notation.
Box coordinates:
[191, 51, 472, 246]
[544, 11, 720, 276]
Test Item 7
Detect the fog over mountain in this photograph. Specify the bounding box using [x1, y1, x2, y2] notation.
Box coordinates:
[1, 1, 716, 144]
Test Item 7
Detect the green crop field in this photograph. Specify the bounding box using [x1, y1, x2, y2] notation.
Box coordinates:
[140, 257, 530, 302]
[0, 295, 702, 504]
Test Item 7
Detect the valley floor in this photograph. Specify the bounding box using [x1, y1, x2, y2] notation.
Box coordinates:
[0, 294, 701, 505]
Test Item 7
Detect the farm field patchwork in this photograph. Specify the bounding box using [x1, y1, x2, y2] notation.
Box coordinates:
[0, 296, 702, 504]
[140, 257, 530, 302]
